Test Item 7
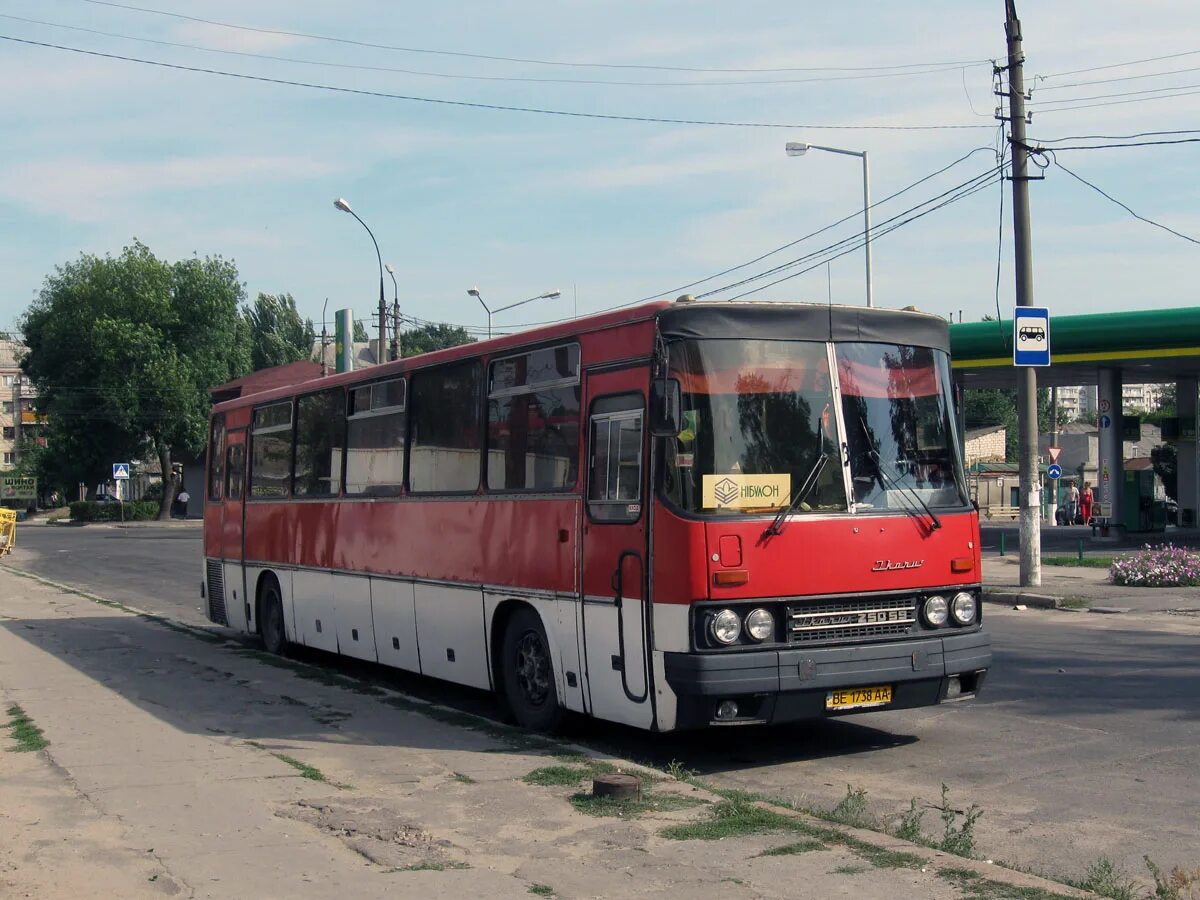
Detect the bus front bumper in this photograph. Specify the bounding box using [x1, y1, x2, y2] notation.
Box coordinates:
[663, 630, 990, 729]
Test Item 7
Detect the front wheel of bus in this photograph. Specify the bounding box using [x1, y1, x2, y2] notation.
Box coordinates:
[502, 608, 563, 732]
[260, 583, 287, 657]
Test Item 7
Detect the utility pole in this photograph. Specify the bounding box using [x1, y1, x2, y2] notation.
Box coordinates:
[1003, 0, 1041, 585]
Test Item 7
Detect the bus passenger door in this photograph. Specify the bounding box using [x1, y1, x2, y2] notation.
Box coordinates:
[219, 429, 249, 632]
[581, 379, 653, 730]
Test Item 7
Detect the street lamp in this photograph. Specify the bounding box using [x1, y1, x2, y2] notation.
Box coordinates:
[785, 142, 873, 308]
[333, 197, 388, 361]
[385, 262, 400, 360]
[467, 287, 561, 338]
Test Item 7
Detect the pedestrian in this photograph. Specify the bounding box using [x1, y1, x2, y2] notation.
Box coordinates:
[1080, 481, 1094, 526]
[174, 488, 191, 519]
[1064, 480, 1079, 524]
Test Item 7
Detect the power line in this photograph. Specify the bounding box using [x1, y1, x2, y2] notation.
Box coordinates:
[0, 13, 985, 88]
[1050, 156, 1200, 246]
[78, 0, 991, 75]
[694, 164, 1006, 299]
[1031, 80, 1200, 106]
[586, 145, 1005, 309]
[0, 34, 994, 132]
[718, 170, 1004, 301]
[1034, 137, 1200, 151]
[1031, 129, 1200, 143]
[1039, 47, 1200, 79]
[1028, 87, 1200, 113]
[1034, 63, 1200, 91]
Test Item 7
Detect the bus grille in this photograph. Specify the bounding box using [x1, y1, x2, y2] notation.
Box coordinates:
[787, 597, 916, 644]
[205, 560, 228, 626]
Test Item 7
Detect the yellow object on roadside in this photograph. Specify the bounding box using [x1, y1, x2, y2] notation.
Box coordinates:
[0, 508, 16, 556]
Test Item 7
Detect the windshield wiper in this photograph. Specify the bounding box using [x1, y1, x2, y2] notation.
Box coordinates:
[868, 448, 942, 531]
[762, 452, 830, 540]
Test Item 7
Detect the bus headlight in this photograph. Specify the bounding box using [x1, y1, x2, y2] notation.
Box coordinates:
[710, 609, 741, 645]
[923, 595, 949, 627]
[745, 609, 774, 642]
[951, 592, 977, 625]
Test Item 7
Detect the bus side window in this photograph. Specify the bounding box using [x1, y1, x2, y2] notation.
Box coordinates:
[588, 400, 643, 523]
[225, 443, 245, 501]
[207, 414, 225, 502]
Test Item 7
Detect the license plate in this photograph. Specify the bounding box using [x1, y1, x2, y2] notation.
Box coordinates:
[826, 685, 892, 711]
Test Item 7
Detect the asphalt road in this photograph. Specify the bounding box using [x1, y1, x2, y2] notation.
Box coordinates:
[5, 524, 1199, 883]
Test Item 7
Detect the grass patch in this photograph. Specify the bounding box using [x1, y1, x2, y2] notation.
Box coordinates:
[1043, 556, 1114, 568]
[4, 704, 48, 752]
[452, 772, 476, 784]
[271, 752, 328, 782]
[828, 784, 875, 829]
[390, 861, 469, 872]
[832, 865, 866, 875]
[758, 839, 826, 856]
[1065, 857, 1136, 900]
[527, 885, 555, 897]
[524, 765, 594, 786]
[939, 867, 1077, 900]
[569, 791, 704, 818]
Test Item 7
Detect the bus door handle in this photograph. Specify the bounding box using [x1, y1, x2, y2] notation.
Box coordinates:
[611, 550, 648, 705]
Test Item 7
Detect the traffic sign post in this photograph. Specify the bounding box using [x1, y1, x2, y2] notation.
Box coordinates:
[112, 463, 130, 480]
[1047, 463, 1062, 480]
[1013, 306, 1051, 367]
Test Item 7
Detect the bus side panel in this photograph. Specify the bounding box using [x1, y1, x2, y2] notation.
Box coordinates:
[292, 570, 338, 653]
[414, 584, 490, 690]
[482, 593, 585, 714]
[333, 574, 377, 663]
[372, 579, 419, 672]
[221, 560, 249, 633]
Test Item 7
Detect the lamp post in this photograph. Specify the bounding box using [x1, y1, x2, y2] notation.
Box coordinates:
[333, 197, 387, 361]
[785, 142, 873, 308]
[468, 287, 561, 338]
[385, 262, 400, 360]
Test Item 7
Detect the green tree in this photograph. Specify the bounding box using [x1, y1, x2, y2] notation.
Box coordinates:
[963, 387, 1062, 462]
[20, 241, 251, 519]
[1151, 442, 1177, 501]
[400, 323, 477, 357]
[352, 319, 370, 343]
[244, 292, 315, 371]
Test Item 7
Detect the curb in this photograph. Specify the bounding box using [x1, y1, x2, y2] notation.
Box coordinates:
[982, 589, 1060, 610]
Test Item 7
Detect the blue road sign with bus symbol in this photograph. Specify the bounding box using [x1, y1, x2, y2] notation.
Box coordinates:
[1013, 306, 1051, 367]
[1048, 463, 1062, 480]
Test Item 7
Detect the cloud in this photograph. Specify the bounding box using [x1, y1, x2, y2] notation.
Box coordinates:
[0, 155, 337, 224]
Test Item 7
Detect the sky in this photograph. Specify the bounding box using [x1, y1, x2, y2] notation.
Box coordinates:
[1, 0, 1198, 338]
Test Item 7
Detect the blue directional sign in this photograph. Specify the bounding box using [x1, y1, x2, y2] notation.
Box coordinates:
[1098, 414, 1112, 430]
[1013, 306, 1051, 367]
[112, 463, 130, 480]
[1047, 463, 1062, 480]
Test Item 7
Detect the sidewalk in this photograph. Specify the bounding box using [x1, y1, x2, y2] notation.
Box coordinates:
[0, 569, 1084, 900]
[983, 555, 1199, 614]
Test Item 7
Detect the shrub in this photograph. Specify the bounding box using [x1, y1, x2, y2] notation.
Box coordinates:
[1110, 544, 1200, 588]
[69, 500, 160, 522]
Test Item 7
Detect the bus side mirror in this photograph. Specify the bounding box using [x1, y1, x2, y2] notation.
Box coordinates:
[649, 378, 681, 437]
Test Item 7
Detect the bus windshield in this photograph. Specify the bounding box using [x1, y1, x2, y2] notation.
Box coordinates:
[837, 342, 967, 511]
[662, 339, 846, 516]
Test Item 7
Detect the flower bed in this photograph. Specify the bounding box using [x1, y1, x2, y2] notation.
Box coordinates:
[1109, 544, 1200, 588]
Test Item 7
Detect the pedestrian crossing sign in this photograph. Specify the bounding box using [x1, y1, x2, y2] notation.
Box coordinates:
[113, 463, 130, 479]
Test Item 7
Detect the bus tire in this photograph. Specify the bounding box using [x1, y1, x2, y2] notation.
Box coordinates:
[260, 580, 287, 657]
[501, 607, 563, 733]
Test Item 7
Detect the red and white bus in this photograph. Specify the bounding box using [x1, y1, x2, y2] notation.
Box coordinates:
[203, 299, 990, 731]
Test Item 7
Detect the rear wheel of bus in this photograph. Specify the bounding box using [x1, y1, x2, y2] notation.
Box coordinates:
[259, 579, 287, 657]
[501, 607, 563, 732]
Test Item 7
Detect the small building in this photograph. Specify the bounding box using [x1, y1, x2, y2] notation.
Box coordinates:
[964, 425, 1006, 467]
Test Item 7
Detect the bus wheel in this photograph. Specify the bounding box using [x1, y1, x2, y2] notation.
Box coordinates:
[502, 608, 563, 732]
[260, 582, 287, 656]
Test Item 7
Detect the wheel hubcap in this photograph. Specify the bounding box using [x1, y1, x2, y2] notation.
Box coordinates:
[514, 630, 550, 707]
